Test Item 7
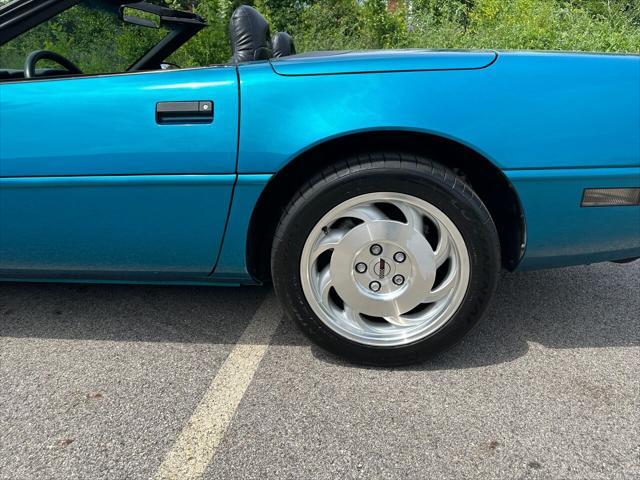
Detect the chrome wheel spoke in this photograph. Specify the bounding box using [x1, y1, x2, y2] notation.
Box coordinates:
[397, 202, 424, 233]
[434, 228, 451, 267]
[311, 228, 349, 259]
[424, 267, 457, 303]
[317, 266, 333, 304]
[341, 204, 387, 223]
[343, 305, 370, 332]
[383, 315, 418, 327]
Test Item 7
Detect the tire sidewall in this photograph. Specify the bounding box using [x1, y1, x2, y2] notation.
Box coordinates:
[272, 162, 500, 365]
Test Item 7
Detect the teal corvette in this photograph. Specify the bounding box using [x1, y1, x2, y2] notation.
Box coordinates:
[0, 1, 638, 364]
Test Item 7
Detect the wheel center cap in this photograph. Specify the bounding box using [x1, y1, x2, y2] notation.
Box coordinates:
[329, 220, 437, 317]
[373, 258, 393, 279]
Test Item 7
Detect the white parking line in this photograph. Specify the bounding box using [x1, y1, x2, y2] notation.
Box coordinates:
[154, 293, 281, 480]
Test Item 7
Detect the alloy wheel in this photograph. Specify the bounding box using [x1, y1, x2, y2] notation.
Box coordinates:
[300, 192, 471, 347]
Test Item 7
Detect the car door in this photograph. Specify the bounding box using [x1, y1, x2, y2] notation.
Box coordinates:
[0, 1, 238, 278]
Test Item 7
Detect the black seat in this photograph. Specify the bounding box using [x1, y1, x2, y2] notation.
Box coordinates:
[272, 32, 296, 58]
[229, 5, 272, 63]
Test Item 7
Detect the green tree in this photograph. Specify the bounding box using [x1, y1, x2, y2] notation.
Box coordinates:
[2, 0, 638, 73]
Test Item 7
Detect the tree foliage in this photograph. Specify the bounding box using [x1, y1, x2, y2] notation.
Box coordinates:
[1, 0, 638, 72]
[172, 0, 640, 66]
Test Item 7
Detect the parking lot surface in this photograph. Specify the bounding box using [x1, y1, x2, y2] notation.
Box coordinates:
[1, 262, 639, 480]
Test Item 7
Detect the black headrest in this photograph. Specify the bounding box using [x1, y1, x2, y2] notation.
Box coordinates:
[272, 32, 296, 58]
[229, 5, 272, 63]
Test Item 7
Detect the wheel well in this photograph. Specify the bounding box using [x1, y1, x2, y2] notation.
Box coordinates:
[246, 131, 526, 282]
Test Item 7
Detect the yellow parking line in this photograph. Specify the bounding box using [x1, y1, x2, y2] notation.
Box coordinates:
[154, 293, 281, 480]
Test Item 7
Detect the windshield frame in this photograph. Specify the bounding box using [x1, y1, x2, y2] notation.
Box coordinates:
[0, 0, 206, 73]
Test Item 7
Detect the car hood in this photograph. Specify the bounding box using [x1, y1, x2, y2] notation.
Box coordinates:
[269, 49, 498, 76]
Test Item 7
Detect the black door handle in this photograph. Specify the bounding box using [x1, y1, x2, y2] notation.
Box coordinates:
[156, 101, 213, 124]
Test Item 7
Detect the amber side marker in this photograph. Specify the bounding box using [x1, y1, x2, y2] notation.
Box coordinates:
[581, 188, 640, 207]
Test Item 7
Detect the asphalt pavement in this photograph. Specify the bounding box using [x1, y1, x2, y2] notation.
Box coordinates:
[0, 261, 639, 479]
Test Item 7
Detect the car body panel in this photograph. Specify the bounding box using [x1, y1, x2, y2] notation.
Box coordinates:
[0, 48, 639, 284]
[0, 174, 235, 275]
[0, 67, 239, 176]
[507, 167, 640, 269]
[211, 174, 272, 283]
[0, 67, 239, 276]
[232, 51, 639, 278]
[239, 52, 639, 173]
[270, 49, 497, 75]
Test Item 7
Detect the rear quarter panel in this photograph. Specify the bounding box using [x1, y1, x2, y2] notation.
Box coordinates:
[231, 52, 639, 271]
[238, 52, 639, 172]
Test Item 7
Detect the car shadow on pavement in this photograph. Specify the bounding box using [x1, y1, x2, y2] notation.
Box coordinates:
[0, 261, 637, 369]
[0, 282, 271, 346]
[303, 261, 640, 370]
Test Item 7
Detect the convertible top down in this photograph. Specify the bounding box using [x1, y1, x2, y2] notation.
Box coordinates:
[0, 1, 638, 364]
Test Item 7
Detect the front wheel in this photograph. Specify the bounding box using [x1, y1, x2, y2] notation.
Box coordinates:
[272, 153, 500, 365]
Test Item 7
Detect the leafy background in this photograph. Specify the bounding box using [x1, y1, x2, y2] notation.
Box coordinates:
[1, 0, 639, 72]
[168, 0, 640, 66]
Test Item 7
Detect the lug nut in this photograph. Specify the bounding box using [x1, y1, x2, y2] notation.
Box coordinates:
[369, 281, 381, 292]
[393, 251, 406, 263]
[355, 262, 367, 274]
[392, 274, 405, 286]
[370, 244, 383, 255]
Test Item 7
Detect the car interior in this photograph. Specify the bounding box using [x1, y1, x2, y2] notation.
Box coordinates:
[0, 1, 295, 82]
[228, 4, 296, 62]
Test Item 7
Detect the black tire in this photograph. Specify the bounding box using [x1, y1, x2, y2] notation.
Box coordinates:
[271, 152, 500, 366]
